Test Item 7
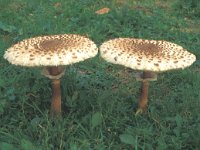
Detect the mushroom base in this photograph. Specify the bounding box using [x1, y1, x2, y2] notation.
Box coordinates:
[42, 66, 65, 118]
[136, 71, 157, 114]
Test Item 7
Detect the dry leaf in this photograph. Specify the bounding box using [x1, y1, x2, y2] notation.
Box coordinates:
[54, 2, 61, 8]
[95, 7, 110, 15]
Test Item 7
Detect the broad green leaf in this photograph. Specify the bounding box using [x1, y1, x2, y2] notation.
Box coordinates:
[70, 143, 78, 150]
[0, 99, 7, 115]
[21, 139, 35, 150]
[71, 91, 79, 101]
[0, 21, 16, 33]
[30, 117, 41, 127]
[119, 134, 135, 145]
[157, 138, 168, 150]
[0, 142, 16, 150]
[175, 114, 183, 128]
[91, 112, 102, 128]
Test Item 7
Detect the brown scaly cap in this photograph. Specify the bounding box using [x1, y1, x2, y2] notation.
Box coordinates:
[100, 38, 196, 72]
[4, 34, 98, 67]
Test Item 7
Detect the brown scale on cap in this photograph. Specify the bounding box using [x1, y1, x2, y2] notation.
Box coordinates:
[4, 34, 98, 67]
[100, 38, 196, 72]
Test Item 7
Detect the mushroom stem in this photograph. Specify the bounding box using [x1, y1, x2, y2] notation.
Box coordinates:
[139, 80, 149, 112]
[44, 66, 65, 117]
[142, 71, 156, 79]
[137, 71, 157, 113]
[51, 79, 61, 117]
[48, 66, 63, 76]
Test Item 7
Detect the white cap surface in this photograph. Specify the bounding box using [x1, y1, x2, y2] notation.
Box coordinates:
[100, 38, 196, 72]
[4, 34, 98, 67]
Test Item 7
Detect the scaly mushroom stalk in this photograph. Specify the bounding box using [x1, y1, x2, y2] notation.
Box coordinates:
[139, 80, 149, 112]
[138, 71, 157, 113]
[46, 66, 64, 117]
[42, 66, 65, 117]
[51, 79, 61, 117]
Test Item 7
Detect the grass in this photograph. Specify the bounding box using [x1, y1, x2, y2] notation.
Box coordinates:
[0, 0, 200, 149]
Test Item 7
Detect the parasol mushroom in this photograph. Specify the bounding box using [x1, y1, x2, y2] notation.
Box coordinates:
[99, 38, 196, 114]
[4, 34, 98, 117]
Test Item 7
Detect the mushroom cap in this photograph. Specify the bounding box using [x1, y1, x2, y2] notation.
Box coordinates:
[100, 38, 196, 72]
[4, 34, 98, 67]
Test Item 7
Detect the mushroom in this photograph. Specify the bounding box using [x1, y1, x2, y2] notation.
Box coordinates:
[99, 38, 196, 113]
[4, 34, 98, 117]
